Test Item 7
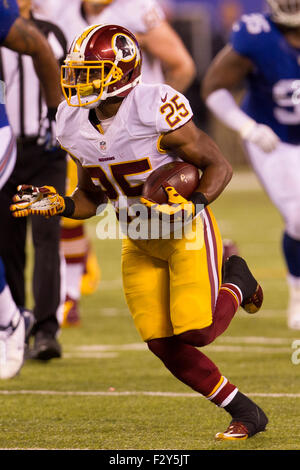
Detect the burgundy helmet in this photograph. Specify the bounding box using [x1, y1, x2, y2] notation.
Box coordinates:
[61, 24, 142, 108]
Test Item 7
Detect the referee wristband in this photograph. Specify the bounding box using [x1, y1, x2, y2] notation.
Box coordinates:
[190, 191, 209, 215]
[61, 196, 75, 218]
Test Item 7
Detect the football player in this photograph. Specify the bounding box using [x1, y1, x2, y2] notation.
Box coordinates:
[10, 24, 268, 440]
[34, 0, 197, 327]
[202, 0, 300, 330]
[0, 0, 62, 378]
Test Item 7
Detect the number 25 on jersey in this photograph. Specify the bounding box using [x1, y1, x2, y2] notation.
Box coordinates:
[160, 94, 190, 128]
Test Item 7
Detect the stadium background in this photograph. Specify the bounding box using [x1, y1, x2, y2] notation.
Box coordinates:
[1, 0, 300, 451]
[166, 0, 267, 167]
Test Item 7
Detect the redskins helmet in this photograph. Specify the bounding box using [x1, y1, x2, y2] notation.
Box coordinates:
[267, 0, 300, 27]
[61, 24, 142, 108]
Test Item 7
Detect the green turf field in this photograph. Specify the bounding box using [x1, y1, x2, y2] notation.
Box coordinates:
[0, 170, 299, 451]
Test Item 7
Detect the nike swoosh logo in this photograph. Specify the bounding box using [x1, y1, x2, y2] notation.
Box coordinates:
[161, 93, 168, 103]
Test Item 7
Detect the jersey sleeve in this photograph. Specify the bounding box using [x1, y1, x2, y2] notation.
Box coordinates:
[230, 14, 272, 61]
[155, 84, 193, 134]
[131, 83, 193, 137]
[0, 0, 19, 44]
[56, 100, 76, 153]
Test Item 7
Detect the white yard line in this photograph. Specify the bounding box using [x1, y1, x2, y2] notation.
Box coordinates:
[63, 352, 119, 359]
[74, 336, 295, 351]
[62, 346, 292, 358]
[61, 337, 297, 357]
[218, 336, 291, 344]
[0, 390, 299, 398]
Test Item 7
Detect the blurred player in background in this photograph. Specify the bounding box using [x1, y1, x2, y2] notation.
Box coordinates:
[0, 0, 62, 377]
[0, 0, 67, 360]
[202, 0, 300, 330]
[10, 23, 268, 441]
[80, 0, 196, 92]
[35, 0, 196, 327]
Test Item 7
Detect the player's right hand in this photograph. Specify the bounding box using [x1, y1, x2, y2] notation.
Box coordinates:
[10, 184, 65, 218]
[240, 121, 279, 153]
[140, 185, 195, 223]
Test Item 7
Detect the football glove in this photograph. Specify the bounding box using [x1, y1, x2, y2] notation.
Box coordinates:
[240, 121, 279, 153]
[10, 185, 65, 218]
[37, 107, 59, 152]
[140, 185, 207, 223]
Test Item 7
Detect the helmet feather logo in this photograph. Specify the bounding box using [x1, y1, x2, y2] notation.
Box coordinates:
[112, 34, 136, 62]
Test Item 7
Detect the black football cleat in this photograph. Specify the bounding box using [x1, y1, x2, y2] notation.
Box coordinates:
[28, 331, 62, 361]
[216, 392, 268, 441]
[215, 412, 268, 440]
[223, 255, 263, 313]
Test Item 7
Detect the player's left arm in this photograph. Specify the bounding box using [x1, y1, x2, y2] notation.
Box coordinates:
[201, 31, 279, 153]
[160, 119, 233, 205]
[137, 21, 196, 93]
[68, 160, 108, 220]
[3, 16, 62, 109]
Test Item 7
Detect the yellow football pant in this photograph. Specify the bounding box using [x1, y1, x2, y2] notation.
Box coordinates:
[122, 207, 223, 341]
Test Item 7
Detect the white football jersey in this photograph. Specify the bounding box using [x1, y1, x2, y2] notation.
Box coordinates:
[56, 83, 193, 212]
[35, 0, 166, 83]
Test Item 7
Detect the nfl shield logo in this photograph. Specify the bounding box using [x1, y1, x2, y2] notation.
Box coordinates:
[100, 141, 106, 151]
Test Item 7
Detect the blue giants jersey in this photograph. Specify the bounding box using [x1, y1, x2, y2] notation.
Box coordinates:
[230, 13, 300, 144]
[0, 0, 19, 129]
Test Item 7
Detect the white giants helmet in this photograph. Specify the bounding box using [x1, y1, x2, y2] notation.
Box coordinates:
[267, 0, 300, 27]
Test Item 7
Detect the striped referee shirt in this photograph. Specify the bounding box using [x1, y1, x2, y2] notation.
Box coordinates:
[0, 14, 67, 139]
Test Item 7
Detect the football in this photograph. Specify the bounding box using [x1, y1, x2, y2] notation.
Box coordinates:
[142, 161, 200, 204]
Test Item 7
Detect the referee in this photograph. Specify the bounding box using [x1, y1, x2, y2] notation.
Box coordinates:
[0, 0, 67, 360]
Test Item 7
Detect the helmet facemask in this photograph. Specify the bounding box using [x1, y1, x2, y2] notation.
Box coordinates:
[267, 0, 300, 27]
[61, 53, 123, 108]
